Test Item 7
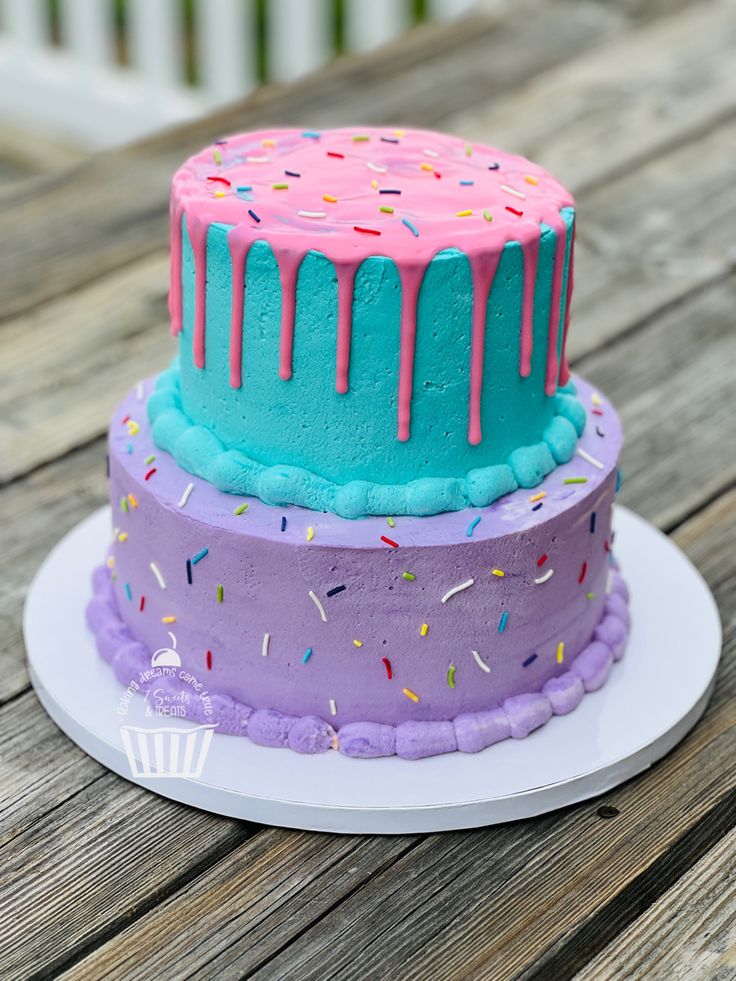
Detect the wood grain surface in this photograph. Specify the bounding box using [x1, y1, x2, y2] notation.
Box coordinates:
[1, 0, 734, 977]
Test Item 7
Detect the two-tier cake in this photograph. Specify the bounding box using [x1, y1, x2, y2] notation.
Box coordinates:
[87, 127, 630, 759]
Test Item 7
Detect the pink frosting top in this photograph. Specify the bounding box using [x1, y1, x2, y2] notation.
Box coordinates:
[169, 127, 575, 445]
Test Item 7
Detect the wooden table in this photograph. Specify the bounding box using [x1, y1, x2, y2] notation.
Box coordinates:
[2, 1, 735, 977]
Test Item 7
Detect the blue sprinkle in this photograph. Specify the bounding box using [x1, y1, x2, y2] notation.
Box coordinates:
[191, 547, 209, 565]
[284, 170, 301, 177]
[214, 139, 228, 145]
[380, 136, 399, 143]
[302, 130, 320, 139]
[488, 162, 500, 170]
[402, 218, 419, 237]
[466, 516, 481, 538]
[124, 582, 132, 601]
[459, 180, 475, 185]
[523, 653, 538, 668]
[186, 559, 192, 585]
[248, 208, 261, 223]
[280, 516, 287, 532]
[326, 584, 346, 597]
[532, 501, 543, 511]
[590, 511, 597, 534]
[127, 443, 133, 454]
[615, 468, 622, 493]
[302, 647, 313, 664]
[498, 611, 509, 633]
[379, 188, 402, 194]
[236, 184, 252, 192]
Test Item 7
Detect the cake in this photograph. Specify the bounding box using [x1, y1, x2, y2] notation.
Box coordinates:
[87, 127, 630, 760]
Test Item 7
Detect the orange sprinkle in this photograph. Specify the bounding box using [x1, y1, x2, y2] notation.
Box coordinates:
[524, 175, 539, 185]
[420, 162, 434, 172]
[322, 194, 338, 203]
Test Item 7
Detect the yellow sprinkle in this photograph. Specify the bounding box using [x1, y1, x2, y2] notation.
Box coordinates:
[556, 641, 565, 664]
[118, 532, 128, 543]
[420, 162, 434, 172]
[529, 491, 546, 503]
[403, 687, 420, 703]
[456, 209, 473, 217]
[380, 206, 395, 214]
[213, 148, 222, 164]
[371, 179, 379, 189]
[322, 194, 338, 203]
[127, 420, 140, 435]
[353, 639, 363, 648]
[465, 143, 473, 157]
[524, 175, 539, 186]
[261, 138, 276, 147]
[106, 556, 115, 569]
[306, 526, 314, 541]
[491, 569, 505, 577]
[128, 493, 138, 509]
[420, 623, 429, 637]
[591, 392, 603, 406]
[162, 616, 176, 624]
[214, 190, 226, 198]
[394, 129, 405, 137]
[352, 134, 370, 141]
[386, 516, 395, 528]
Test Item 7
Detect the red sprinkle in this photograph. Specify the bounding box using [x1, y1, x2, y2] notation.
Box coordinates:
[433, 170, 442, 179]
[144, 468, 157, 481]
[505, 206, 524, 216]
[206, 175, 231, 185]
[592, 408, 604, 416]
[354, 225, 381, 236]
[382, 657, 393, 680]
[537, 553, 548, 567]
[604, 540, 611, 553]
[206, 650, 213, 670]
[327, 151, 345, 158]
[578, 561, 588, 584]
[121, 415, 130, 425]
[139, 596, 145, 612]
[381, 535, 399, 548]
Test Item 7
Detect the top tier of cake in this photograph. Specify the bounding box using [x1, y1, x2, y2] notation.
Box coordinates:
[158, 127, 581, 519]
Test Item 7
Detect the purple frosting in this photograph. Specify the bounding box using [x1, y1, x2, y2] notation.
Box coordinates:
[542, 672, 585, 715]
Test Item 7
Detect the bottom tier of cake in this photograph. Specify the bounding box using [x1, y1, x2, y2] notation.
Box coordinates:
[87, 375, 630, 760]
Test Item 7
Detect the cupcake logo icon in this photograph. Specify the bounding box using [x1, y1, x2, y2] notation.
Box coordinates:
[118, 630, 217, 780]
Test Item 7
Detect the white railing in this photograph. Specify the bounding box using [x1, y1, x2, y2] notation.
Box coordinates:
[0, 0, 478, 149]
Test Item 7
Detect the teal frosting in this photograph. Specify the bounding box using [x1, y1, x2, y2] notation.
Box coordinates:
[149, 368, 585, 518]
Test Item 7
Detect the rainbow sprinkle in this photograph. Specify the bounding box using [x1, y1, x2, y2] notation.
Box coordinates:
[402, 218, 419, 237]
[420, 623, 429, 637]
[441, 578, 474, 603]
[306, 526, 314, 542]
[326, 585, 346, 597]
[564, 477, 588, 485]
[247, 208, 260, 223]
[302, 648, 313, 664]
[262, 633, 270, 657]
[466, 516, 481, 537]
[556, 642, 565, 664]
[523, 653, 538, 667]
[498, 611, 509, 633]
[402, 687, 420, 703]
[124, 582, 132, 601]
[472, 649, 490, 673]
[402, 572, 416, 581]
[217, 584, 224, 603]
[447, 664, 456, 688]
[353, 639, 363, 648]
[233, 502, 249, 515]
[308, 590, 328, 623]
[491, 569, 505, 577]
[178, 482, 194, 508]
[191, 548, 209, 565]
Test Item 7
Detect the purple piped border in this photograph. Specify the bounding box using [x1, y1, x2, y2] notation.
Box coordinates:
[87, 565, 630, 760]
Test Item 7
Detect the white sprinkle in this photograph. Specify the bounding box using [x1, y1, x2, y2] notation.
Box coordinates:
[472, 649, 491, 674]
[136, 381, 144, 401]
[441, 578, 475, 604]
[309, 590, 328, 623]
[534, 568, 555, 584]
[262, 632, 270, 657]
[298, 210, 327, 218]
[150, 562, 166, 589]
[606, 570, 614, 595]
[245, 155, 269, 163]
[576, 447, 604, 470]
[177, 482, 194, 508]
[366, 161, 387, 173]
[500, 183, 526, 199]
[329, 698, 337, 717]
[423, 148, 439, 158]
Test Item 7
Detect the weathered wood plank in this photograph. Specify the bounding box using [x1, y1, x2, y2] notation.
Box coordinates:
[53, 487, 736, 981]
[0, 0, 691, 324]
[575, 826, 736, 980]
[3, 16, 735, 483]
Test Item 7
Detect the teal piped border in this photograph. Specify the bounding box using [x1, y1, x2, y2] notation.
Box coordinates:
[148, 367, 586, 519]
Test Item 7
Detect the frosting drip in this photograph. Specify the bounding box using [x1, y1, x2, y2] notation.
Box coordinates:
[169, 127, 575, 446]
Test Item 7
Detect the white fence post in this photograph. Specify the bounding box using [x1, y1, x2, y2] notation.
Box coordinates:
[344, 0, 410, 53]
[266, 0, 331, 83]
[128, 0, 182, 88]
[195, 0, 256, 103]
[59, 0, 114, 69]
[1, 0, 47, 47]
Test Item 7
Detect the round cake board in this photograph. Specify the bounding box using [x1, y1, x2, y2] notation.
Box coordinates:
[25, 505, 721, 834]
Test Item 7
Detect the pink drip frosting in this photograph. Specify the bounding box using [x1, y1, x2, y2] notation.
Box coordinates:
[168, 127, 575, 444]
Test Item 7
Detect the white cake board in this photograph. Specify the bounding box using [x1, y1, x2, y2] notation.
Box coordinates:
[25, 506, 721, 834]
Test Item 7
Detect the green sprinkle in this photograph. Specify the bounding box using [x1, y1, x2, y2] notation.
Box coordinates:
[144, 454, 155, 465]
[402, 572, 416, 581]
[386, 517, 395, 528]
[272, 182, 288, 189]
[217, 584, 224, 603]
[213, 148, 222, 164]
[465, 143, 473, 156]
[586, 592, 596, 600]
[483, 210, 493, 222]
[352, 134, 370, 141]
[121, 497, 128, 512]
[233, 502, 249, 515]
[379, 206, 395, 214]
[447, 664, 456, 688]
[564, 477, 588, 484]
